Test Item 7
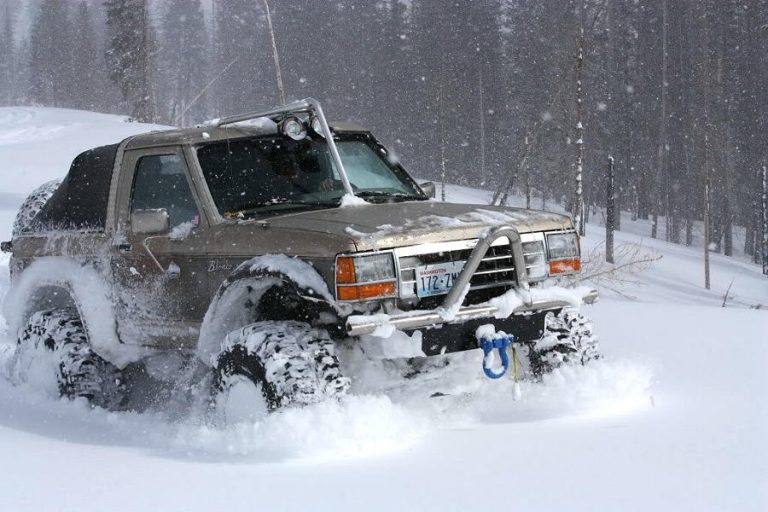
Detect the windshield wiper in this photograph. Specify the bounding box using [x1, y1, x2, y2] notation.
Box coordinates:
[224, 199, 336, 218]
[353, 191, 425, 202]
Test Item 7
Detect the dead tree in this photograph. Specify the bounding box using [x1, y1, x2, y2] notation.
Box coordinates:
[438, 82, 447, 202]
[574, 26, 586, 236]
[704, 162, 712, 290]
[762, 165, 768, 276]
[653, 0, 668, 240]
[606, 156, 616, 264]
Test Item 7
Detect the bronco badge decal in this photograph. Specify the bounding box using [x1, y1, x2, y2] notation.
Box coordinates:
[207, 260, 234, 273]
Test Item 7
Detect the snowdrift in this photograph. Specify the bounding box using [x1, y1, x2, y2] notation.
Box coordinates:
[0, 108, 765, 512]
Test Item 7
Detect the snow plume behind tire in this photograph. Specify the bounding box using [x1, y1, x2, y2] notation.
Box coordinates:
[212, 321, 350, 420]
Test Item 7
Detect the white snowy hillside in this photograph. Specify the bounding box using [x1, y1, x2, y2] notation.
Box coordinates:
[0, 107, 168, 239]
[0, 109, 766, 512]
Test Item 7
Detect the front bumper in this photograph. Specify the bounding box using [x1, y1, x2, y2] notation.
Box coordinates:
[346, 288, 598, 337]
[344, 225, 598, 337]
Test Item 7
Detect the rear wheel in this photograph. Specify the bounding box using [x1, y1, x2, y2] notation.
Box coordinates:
[211, 320, 349, 421]
[12, 309, 125, 408]
[529, 309, 600, 377]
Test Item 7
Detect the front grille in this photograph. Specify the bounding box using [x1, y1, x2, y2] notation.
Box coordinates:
[398, 242, 517, 301]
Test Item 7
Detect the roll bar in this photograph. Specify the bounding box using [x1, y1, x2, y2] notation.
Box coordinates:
[215, 98, 355, 196]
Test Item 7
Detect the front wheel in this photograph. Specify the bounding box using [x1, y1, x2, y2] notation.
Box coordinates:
[529, 309, 600, 377]
[211, 321, 349, 422]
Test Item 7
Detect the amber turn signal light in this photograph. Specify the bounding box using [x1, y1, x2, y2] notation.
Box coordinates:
[549, 258, 581, 275]
[335, 256, 357, 284]
[337, 282, 397, 301]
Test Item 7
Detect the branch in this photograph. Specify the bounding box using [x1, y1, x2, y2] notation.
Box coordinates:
[580, 253, 662, 281]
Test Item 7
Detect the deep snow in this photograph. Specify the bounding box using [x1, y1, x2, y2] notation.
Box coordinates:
[0, 107, 766, 512]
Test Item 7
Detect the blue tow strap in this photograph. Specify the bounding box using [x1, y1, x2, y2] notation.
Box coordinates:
[480, 335, 514, 379]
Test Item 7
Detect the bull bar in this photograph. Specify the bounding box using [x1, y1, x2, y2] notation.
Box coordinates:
[345, 226, 598, 337]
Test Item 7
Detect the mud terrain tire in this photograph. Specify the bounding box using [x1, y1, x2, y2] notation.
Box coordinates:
[212, 321, 349, 418]
[13, 309, 125, 408]
[530, 309, 600, 376]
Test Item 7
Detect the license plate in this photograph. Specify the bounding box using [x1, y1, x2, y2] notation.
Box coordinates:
[415, 261, 465, 298]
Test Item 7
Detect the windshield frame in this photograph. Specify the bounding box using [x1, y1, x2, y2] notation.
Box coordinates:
[192, 132, 428, 221]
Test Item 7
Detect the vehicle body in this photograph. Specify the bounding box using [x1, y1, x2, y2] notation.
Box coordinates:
[2, 99, 597, 411]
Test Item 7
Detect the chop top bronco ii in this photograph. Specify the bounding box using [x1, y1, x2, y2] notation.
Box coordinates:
[2, 98, 599, 415]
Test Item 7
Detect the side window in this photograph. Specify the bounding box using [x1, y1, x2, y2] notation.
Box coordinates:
[131, 154, 200, 230]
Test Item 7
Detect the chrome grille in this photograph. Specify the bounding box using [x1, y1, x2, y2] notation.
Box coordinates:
[522, 240, 547, 280]
[398, 241, 517, 298]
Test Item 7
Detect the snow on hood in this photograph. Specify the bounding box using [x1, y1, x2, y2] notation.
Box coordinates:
[263, 201, 572, 251]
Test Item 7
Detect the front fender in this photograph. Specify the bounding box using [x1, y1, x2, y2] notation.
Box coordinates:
[197, 254, 343, 365]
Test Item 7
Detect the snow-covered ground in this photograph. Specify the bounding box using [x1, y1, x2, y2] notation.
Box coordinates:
[0, 108, 766, 511]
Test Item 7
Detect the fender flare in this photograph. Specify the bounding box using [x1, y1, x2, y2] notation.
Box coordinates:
[3, 257, 148, 369]
[197, 254, 345, 366]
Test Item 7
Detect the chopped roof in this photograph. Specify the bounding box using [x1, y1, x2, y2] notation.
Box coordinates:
[123, 120, 369, 150]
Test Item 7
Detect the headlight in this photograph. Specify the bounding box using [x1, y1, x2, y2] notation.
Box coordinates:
[546, 232, 581, 275]
[522, 241, 547, 280]
[547, 232, 579, 259]
[335, 252, 397, 301]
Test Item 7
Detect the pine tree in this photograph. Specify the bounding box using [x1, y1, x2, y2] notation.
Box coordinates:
[160, 0, 208, 125]
[212, 0, 273, 115]
[28, 0, 73, 106]
[0, 3, 15, 104]
[104, 0, 158, 122]
[69, 1, 100, 111]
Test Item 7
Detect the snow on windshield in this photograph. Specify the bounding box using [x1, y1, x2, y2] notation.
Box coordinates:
[196, 136, 424, 217]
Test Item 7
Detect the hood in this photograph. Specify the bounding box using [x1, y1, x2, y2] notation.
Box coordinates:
[263, 200, 573, 251]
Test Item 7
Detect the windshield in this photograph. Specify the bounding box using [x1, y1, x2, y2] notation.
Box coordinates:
[196, 135, 426, 217]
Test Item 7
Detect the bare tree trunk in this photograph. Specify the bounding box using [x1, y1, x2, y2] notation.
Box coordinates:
[704, 145, 711, 290]
[631, 185, 638, 221]
[606, 156, 616, 264]
[478, 68, 486, 181]
[574, 27, 585, 236]
[493, 137, 533, 207]
[653, 0, 668, 241]
[685, 217, 693, 246]
[744, 223, 754, 258]
[439, 83, 447, 202]
[762, 165, 768, 276]
[524, 136, 530, 208]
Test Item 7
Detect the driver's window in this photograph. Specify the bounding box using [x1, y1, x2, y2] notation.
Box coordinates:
[131, 154, 200, 230]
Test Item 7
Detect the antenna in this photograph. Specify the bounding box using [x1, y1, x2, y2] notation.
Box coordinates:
[263, 0, 285, 105]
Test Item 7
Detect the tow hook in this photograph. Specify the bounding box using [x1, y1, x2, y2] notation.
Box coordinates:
[480, 334, 513, 379]
[478, 327, 523, 400]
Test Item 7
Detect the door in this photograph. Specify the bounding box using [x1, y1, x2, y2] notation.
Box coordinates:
[112, 147, 211, 349]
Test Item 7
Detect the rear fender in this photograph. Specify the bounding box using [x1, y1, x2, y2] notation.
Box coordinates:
[3, 257, 148, 368]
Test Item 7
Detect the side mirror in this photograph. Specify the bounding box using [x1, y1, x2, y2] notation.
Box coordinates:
[420, 181, 436, 199]
[132, 209, 170, 235]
